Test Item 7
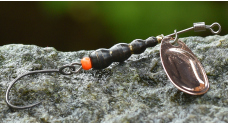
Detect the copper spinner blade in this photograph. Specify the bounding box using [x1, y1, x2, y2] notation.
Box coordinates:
[160, 37, 209, 95]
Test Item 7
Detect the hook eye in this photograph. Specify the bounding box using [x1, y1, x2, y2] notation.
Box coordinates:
[59, 65, 76, 75]
[206, 22, 221, 34]
[59, 62, 82, 75]
[70, 62, 83, 74]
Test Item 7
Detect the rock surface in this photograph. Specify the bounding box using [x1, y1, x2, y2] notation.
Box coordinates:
[0, 35, 227, 123]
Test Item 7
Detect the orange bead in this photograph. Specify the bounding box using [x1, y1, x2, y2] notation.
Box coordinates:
[81, 57, 92, 70]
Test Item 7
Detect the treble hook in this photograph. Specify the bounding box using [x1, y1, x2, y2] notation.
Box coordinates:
[5, 62, 82, 109]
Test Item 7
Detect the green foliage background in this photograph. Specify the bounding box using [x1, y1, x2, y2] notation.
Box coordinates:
[0, 1, 227, 51]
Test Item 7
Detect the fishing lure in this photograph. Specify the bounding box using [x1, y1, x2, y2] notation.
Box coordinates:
[5, 22, 221, 109]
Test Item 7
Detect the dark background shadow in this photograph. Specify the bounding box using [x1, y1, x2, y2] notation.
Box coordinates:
[0, 1, 227, 52]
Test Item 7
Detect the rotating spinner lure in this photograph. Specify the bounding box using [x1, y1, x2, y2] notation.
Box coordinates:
[5, 22, 221, 109]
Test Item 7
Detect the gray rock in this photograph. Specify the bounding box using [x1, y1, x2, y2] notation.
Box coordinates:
[0, 35, 227, 123]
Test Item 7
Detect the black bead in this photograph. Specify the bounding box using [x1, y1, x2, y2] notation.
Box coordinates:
[89, 36, 158, 70]
[110, 43, 131, 62]
[145, 37, 158, 47]
[130, 39, 147, 54]
[89, 49, 112, 69]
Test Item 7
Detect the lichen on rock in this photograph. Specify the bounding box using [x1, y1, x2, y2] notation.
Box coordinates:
[0, 35, 227, 123]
